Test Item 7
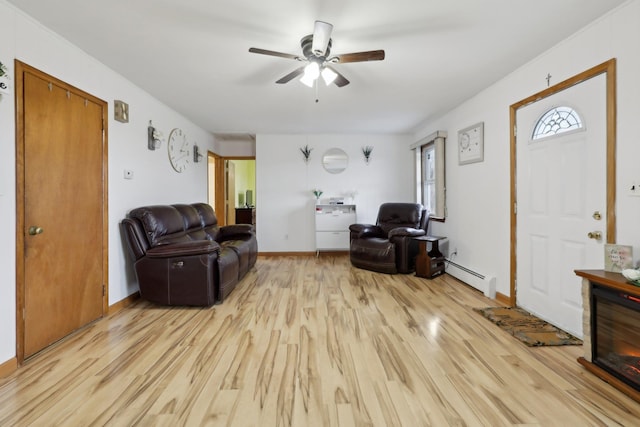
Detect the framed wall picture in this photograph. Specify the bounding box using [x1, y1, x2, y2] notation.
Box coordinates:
[604, 244, 633, 272]
[458, 122, 484, 165]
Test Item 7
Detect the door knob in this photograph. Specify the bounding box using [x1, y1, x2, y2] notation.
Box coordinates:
[28, 226, 43, 235]
[587, 231, 602, 240]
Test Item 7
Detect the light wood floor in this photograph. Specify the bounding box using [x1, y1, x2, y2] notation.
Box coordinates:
[1, 255, 639, 426]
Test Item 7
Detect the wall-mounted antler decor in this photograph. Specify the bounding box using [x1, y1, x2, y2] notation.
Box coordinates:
[300, 144, 313, 163]
[362, 146, 373, 164]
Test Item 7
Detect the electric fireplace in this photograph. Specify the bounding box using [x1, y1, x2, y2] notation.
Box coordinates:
[591, 285, 640, 392]
[575, 269, 640, 402]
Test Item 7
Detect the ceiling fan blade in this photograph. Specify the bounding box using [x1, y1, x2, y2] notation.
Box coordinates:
[334, 50, 385, 63]
[275, 66, 306, 84]
[249, 47, 301, 61]
[311, 21, 333, 56]
[325, 65, 350, 87]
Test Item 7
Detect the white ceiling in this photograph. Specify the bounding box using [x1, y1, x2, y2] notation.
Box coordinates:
[8, 0, 626, 136]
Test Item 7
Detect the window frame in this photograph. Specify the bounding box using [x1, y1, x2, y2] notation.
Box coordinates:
[531, 105, 585, 142]
[412, 131, 447, 221]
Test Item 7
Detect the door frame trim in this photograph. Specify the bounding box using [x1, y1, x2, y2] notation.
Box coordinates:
[14, 61, 109, 364]
[207, 151, 224, 224]
[509, 58, 616, 306]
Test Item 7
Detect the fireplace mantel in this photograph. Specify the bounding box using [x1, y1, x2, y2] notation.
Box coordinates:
[575, 269, 640, 403]
[576, 269, 640, 294]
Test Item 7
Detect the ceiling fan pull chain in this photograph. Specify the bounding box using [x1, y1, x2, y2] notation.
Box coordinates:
[315, 79, 319, 103]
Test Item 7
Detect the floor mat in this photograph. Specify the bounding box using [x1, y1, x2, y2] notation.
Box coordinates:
[473, 306, 583, 347]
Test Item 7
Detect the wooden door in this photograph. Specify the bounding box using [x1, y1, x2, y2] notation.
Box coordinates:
[516, 74, 606, 337]
[226, 160, 236, 225]
[208, 151, 226, 224]
[207, 152, 216, 209]
[17, 62, 107, 359]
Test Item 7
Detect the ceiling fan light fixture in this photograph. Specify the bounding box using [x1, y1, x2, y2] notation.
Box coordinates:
[311, 21, 333, 56]
[249, 20, 383, 89]
[304, 61, 320, 79]
[321, 67, 337, 86]
[300, 73, 315, 87]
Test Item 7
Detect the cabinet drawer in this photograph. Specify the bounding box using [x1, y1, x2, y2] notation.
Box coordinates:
[316, 231, 349, 250]
[315, 213, 356, 231]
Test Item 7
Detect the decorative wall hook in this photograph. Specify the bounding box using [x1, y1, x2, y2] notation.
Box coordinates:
[193, 144, 204, 163]
[362, 146, 373, 164]
[147, 120, 162, 150]
[300, 145, 313, 163]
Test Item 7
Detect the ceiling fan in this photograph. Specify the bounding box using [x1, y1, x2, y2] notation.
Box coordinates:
[249, 21, 385, 88]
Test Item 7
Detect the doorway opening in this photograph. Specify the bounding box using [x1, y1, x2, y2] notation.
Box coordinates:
[207, 153, 255, 226]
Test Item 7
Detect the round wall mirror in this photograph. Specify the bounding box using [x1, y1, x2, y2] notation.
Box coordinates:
[322, 148, 348, 174]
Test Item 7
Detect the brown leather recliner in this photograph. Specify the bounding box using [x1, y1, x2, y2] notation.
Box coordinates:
[349, 203, 429, 274]
[121, 203, 257, 306]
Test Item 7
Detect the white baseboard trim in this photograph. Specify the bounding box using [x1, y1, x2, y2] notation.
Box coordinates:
[446, 260, 496, 299]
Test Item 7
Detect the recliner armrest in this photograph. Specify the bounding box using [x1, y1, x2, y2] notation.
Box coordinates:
[146, 240, 220, 258]
[388, 227, 426, 238]
[219, 224, 254, 239]
[349, 223, 385, 238]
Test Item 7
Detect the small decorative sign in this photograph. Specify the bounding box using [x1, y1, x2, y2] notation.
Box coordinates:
[604, 244, 633, 272]
[458, 122, 484, 165]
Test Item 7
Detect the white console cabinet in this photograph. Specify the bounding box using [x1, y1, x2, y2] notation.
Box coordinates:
[315, 204, 356, 253]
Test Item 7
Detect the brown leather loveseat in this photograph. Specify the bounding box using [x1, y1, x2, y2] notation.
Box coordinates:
[121, 203, 257, 306]
[349, 202, 428, 274]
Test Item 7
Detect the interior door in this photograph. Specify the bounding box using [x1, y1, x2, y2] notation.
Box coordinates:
[225, 160, 236, 225]
[19, 63, 106, 358]
[516, 74, 606, 337]
[207, 152, 216, 208]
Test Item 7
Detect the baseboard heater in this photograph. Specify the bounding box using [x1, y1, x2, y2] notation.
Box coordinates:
[445, 260, 496, 299]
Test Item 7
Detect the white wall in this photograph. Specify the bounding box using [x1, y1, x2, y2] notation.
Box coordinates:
[214, 139, 256, 157]
[0, 1, 215, 365]
[414, 0, 640, 297]
[256, 134, 413, 252]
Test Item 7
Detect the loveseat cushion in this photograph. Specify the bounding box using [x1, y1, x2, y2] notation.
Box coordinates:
[192, 202, 222, 241]
[128, 205, 190, 246]
[172, 204, 210, 240]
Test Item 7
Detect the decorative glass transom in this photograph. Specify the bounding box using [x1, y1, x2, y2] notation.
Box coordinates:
[532, 106, 583, 140]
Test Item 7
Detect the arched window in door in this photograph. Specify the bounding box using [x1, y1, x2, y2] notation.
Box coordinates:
[532, 106, 584, 140]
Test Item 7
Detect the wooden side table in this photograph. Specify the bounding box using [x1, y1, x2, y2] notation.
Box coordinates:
[414, 235, 446, 279]
[235, 207, 255, 225]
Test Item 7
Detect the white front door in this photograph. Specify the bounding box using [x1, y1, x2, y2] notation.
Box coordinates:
[516, 74, 606, 338]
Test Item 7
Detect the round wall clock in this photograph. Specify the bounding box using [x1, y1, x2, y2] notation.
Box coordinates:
[167, 128, 189, 172]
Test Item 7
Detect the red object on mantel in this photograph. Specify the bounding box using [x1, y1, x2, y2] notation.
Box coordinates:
[575, 269, 640, 403]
